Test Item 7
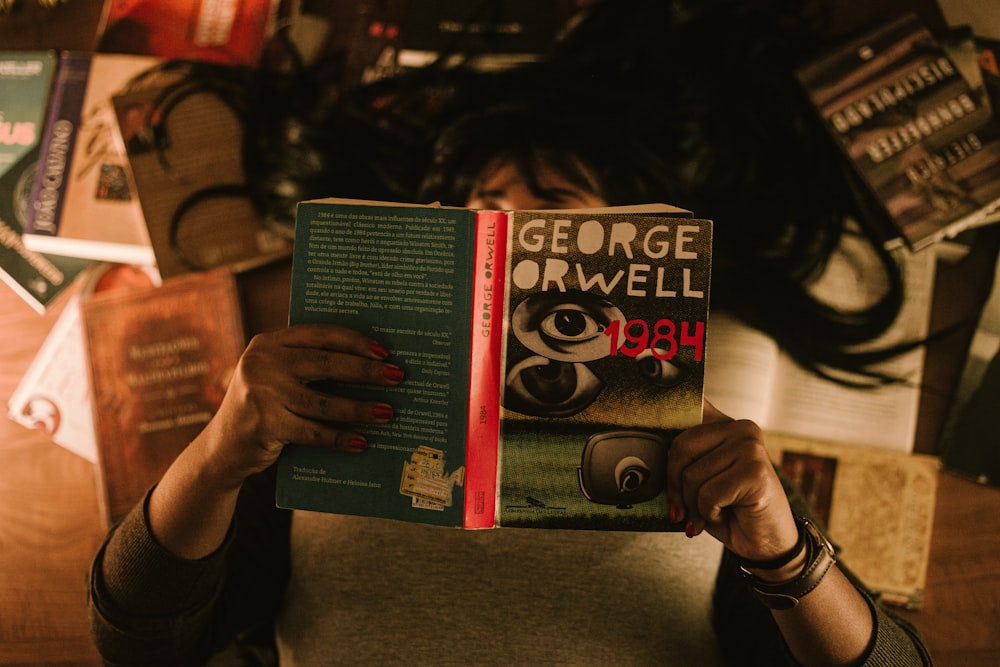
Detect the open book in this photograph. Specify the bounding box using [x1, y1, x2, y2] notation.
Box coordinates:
[705, 228, 937, 453]
[276, 197, 712, 530]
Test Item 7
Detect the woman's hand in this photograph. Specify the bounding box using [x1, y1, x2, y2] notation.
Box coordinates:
[148, 323, 403, 559]
[666, 400, 799, 563]
[199, 323, 405, 488]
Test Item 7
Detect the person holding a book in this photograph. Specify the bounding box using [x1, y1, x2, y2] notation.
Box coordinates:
[88, 2, 934, 665]
[88, 124, 931, 667]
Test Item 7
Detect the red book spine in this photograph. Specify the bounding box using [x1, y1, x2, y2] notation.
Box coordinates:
[463, 210, 508, 528]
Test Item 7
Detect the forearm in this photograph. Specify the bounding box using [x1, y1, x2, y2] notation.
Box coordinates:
[89, 488, 231, 666]
[767, 564, 874, 665]
[148, 419, 246, 560]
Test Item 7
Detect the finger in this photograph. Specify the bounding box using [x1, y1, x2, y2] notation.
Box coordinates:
[667, 417, 762, 526]
[286, 347, 405, 387]
[288, 381, 397, 425]
[272, 412, 373, 454]
[278, 322, 392, 360]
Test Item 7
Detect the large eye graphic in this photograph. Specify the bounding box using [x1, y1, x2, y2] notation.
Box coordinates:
[635, 348, 688, 388]
[505, 355, 604, 417]
[511, 291, 624, 362]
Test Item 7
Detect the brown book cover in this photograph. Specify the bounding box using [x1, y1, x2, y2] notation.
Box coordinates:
[81, 268, 245, 525]
[766, 432, 940, 609]
[111, 81, 292, 280]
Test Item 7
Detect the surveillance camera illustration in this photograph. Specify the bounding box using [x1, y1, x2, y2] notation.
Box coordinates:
[577, 430, 667, 508]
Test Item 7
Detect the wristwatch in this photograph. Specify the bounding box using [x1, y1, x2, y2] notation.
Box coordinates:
[738, 517, 837, 610]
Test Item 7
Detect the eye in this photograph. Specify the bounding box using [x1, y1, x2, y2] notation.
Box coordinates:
[504, 355, 604, 417]
[538, 305, 605, 342]
[510, 290, 624, 362]
[635, 348, 688, 388]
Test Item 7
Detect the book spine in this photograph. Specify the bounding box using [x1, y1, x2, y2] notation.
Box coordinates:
[463, 210, 508, 528]
[26, 52, 90, 237]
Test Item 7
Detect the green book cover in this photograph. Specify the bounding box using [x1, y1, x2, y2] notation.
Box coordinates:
[0, 51, 91, 313]
[280, 200, 478, 527]
[277, 198, 711, 531]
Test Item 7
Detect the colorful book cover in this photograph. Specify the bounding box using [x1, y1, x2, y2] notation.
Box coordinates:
[276, 198, 711, 530]
[496, 209, 711, 530]
[0, 51, 92, 313]
[97, 0, 283, 68]
[796, 14, 1000, 251]
[82, 267, 245, 526]
[24, 51, 162, 267]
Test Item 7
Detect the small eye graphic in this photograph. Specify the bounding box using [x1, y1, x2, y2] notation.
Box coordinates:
[505, 355, 604, 417]
[510, 291, 625, 362]
[635, 348, 688, 388]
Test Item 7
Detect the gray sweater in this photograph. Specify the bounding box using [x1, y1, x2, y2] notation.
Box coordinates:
[88, 468, 933, 666]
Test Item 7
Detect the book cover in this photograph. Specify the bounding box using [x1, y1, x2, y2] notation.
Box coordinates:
[796, 14, 1000, 251]
[6, 263, 161, 463]
[81, 267, 245, 526]
[0, 51, 92, 313]
[23, 51, 162, 267]
[6, 295, 97, 462]
[765, 432, 940, 609]
[111, 82, 292, 280]
[97, 0, 283, 68]
[276, 198, 710, 530]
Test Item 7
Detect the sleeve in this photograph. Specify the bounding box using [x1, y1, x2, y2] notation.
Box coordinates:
[87, 467, 291, 667]
[712, 467, 935, 666]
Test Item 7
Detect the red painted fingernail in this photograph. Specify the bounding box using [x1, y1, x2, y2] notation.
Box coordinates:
[349, 437, 368, 451]
[685, 521, 698, 538]
[371, 404, 394, 421]
[371, 342, 390, 359]
[382, 365, 404, 382]
[669, 503, 682, 524]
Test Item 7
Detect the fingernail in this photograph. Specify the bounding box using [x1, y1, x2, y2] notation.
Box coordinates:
[669, 503, 683, 524]
[349, 437, 368, 451]
[371, 342, 390, 359]
[382, 365, 404, 382]
[685, 521, 698, 538]
[371, 404, 394, 422]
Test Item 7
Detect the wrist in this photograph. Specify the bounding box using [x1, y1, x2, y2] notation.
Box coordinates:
[738, 517, 838, 610]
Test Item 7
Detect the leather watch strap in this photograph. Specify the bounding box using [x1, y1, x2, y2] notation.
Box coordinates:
[739, 517, 837, 610]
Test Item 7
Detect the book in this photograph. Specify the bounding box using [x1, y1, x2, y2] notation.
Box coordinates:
[938, 248, 1000, 487]
[765, 432, 940, 609]
[0, 51, 92, 313]
[96, 0, 283, 68]
[795, 14, 1000, 251]
[81, 267, 245, 526]
[23, 51, 162, 267]
[704, 226, 937, 454]
[6, 295, 97, 462]
[110, 81, 292, 281]
[276, 198, 712, 530]
[6, 262, 160, 463]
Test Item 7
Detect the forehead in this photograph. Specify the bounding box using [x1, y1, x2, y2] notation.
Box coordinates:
[474, 156, 602, 200]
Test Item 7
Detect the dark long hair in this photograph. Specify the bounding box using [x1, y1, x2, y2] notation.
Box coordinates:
[142, 0, 924, 382]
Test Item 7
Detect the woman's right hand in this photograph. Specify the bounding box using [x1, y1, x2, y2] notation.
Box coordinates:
[198, 323, 404, 488]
